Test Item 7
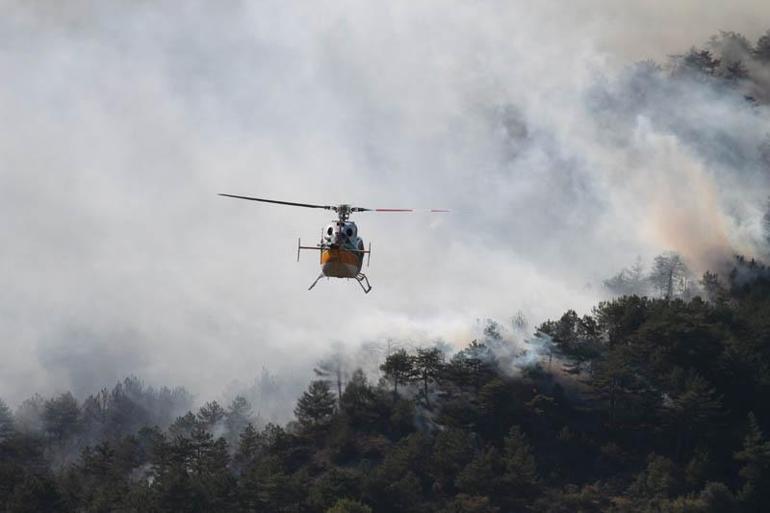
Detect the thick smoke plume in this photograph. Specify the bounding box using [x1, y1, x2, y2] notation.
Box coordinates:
[1, 1, 769, 406]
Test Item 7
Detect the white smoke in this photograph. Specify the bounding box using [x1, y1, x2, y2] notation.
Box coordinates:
[0, 0, 769, 405]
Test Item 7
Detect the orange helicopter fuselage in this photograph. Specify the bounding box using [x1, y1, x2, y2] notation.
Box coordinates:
[320, 247, 363, 278]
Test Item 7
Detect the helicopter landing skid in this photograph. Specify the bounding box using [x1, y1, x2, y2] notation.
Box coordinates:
[355, 273, 372, 294]
[307, 273, 372, 293]
[308, 273, 324, 291]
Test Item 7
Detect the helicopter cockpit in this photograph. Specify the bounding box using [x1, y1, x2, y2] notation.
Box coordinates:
[323, 221, 359, 249]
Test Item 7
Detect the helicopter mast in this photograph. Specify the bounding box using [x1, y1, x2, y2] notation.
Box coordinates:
[336, 204, 352, 221]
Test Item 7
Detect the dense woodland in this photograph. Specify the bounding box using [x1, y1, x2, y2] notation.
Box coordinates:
[4, 29, 770, 513]
[3, 256, 770, 513]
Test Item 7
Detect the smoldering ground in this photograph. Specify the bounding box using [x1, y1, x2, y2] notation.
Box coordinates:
[1, 1, 769, 412]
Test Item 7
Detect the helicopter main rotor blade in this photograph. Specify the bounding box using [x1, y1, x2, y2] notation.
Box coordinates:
[219, 193, 333, 210]
[352, 207, 450, 213]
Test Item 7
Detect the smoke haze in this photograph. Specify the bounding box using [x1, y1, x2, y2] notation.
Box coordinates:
[1, 0, 769, 412]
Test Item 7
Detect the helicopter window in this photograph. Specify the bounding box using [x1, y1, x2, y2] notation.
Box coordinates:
[345, 228, 353, 237]
[327, 227, 333, 236]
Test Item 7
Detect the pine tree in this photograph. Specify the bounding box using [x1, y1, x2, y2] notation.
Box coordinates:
[197, 401, 226, 432]
[664, 372, 723, 460]
[629, 454, 679, 500]
[763, 196, 770, 248]
[169, 411, 199, 438]
[701, 271, 726, 303]
[538, 310, 601, 374]
[340, 370, 381, 429]
[295, 381, 336, 429]
[13, 394, 45, 434]
[5, 473, 63, 513]
[0, 398, 13, 442]
[307, 468, 361, 511]
[755, 30, 770, 62]
[503, 427, 537, 487]
[326, 498, 373, 513]
[446, 341, 495, 392]
[456, 447, 505, 497]
[680, 48, 721, 76]
[735, 412, 770, 512]
[442, 494, 499, 513]
[224, 396, 253, 443]
[380, 349, 414, 397]
[81, 389, 110, 440]
[430, 428, 475, 490]
[42, 392, 80, 444]
[412, 347, 444, 406]
[233, 423, 261, 472]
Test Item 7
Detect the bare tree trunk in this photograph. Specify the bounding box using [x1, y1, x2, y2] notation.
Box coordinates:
[336, 368, 343, 407]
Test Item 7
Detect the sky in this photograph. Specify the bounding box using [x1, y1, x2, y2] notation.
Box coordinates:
[1, 0, 769, 413]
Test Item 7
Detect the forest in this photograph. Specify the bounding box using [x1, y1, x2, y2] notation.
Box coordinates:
[4, 256, 770, 513]
[3, 29, 770, 513]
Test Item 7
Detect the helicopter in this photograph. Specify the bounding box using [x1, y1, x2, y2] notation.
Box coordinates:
[219, 193, 448, 293]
